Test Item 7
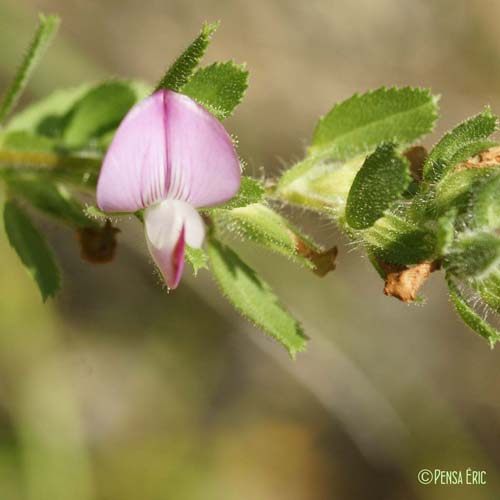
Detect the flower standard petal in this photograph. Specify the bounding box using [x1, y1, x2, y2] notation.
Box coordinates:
[144, 199, 205, 288]
[163, 91, 241, 208]
[96, 91, 169, 213]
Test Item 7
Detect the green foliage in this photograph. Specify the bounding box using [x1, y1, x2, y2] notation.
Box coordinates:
[447, 276, 500, 346]
[363, 211, 436, 265]
[182, 61, 248, 120]
[0, 14, 60, 124]
[185, 245, 208, 275]
[445, 232, 500, 280]
[0, 130, 56, 152]
[345, 143, 410, 229]
[5, 175, 96, 228]
[475, 271, 500, 314]
[470, 171, 500, 230]
[3, 200, 60, 301]
[62, 81, 137, 149]
[156, 22, 219, 92]
[207, 177, 265, 211]
[423, 108, 498, 182]
[310, 87, 438, 161]
[207, 237, 307, 357]
[433, 167, 498, 217]
[214, 203, 315, 268]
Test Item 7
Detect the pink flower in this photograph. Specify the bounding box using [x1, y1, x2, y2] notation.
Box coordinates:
[96, 89, 241, 288]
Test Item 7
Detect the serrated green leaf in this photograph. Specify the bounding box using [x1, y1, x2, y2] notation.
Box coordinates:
[62, 81, 137, 149]
[470, 171, 500, 230]
[0, 14, 60, 124]
[447, 276, 500, 346]
[181, 61, 248, 120]
[423, 108, 498, 182]
[310, 87, 438, 161]
[363, 211, 436, 265]
[214, 203, 315, 268]
[184, 245, 208, 275]
[5, 175, 97, 228]
[155, 22, 219, 92]
[3, 200, 60, 301]
[445, 231, 500, 280]
[206, 177, 265, 211]
[207, 237, 307, 357]
[345, 143, 411, 230]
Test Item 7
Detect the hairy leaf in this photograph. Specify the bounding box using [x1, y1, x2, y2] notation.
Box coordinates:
[310, 87, 438, 161]
[62, 81, 137, 149]
[207, 238, 307, 357]
[445, 232, 500, 280]
[433, 167, 498, 217]
[447, 276, 500, 346]
[155, 22, 219, 92]
[423, 108, 498, 182]
[3, 200, 60, 300]
[185, 245, 208, 275]
[475, 271, 500, 314]
[345, 143, 411, 229]
[363, 211, 436, 265]
[0, 14, 60, 124]
[214, 203, 315, 268]
[182, 61, 248, 120]
[471, 171, 500, 230]
[206, 177, 265, 211]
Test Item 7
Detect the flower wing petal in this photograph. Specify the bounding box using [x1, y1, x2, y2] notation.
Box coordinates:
[144, 199, 205, 289]
[97, 91, 169, 213]
[164, 91, 241, 208]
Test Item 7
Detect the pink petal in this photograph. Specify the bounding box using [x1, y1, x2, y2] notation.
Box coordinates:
[163, 91, 241, 208]
[144, 199, 205, 288]
[97, 91, 168, 212]
[97, 90, 241, 213]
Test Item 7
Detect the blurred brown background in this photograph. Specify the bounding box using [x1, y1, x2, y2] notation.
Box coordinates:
[1, 1, 500, 499]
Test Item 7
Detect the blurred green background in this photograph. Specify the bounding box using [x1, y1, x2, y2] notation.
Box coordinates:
[1, 1, 500, 498]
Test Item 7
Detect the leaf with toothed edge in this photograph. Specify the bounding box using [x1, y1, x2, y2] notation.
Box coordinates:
[181, 61, 248, 120]
[207, 237, 307, 358]
[155, 22, 219, 92]
[423, 108, 499, 182]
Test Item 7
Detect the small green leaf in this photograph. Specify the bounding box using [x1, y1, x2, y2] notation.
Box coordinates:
[184, 245, 208, 275]
[345, 143, 411, 229]
[447, 276, 500, 346]
[475, 271, 500, 314]
[181, 61, 248, 120]
[5, 175, 96, 228]
[3, 200, 60, 301]
[62, 81, 137, 149]
[470, 171, 500, 230]
[310, 87, 439, 161]
[363, 211, 436, 265]
[423, 108, 498, 182]
[206, 177, 265, 211]
[0, 130, 56, 152]
[0, 14, 60, 124]
[445, 231, 500, 280]
[433, 167, 498, 217]
[214, 203, 315, 268]
[156, 22, 219, 92]
[448, 140, 499, 167]
[207, 237, 307, 357]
